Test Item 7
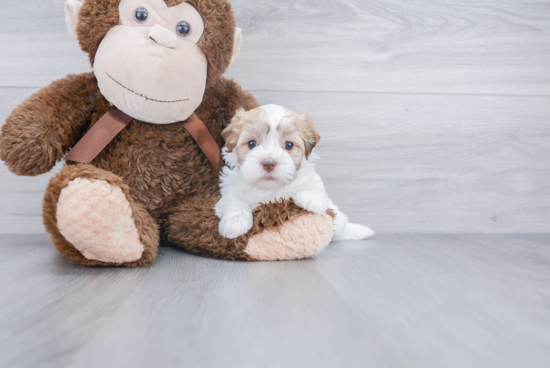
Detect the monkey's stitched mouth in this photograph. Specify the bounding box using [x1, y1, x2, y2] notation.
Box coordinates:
[107, 73, 189, 104]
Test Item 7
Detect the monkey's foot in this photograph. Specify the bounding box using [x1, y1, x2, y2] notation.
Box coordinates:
[168, 196, 334, 262]
[244, 212, 333, 261]
[44, 165, 159, 267]
[56, 178, 144, 264]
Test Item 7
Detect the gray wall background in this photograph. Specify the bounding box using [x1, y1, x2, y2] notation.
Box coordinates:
[1, 0, 549, 234]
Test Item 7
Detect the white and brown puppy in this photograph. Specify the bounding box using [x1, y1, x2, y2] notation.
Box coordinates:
[215, 104, 374, 241]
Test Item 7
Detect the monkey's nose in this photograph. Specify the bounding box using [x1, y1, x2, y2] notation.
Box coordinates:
[148, 24, 178, 48]
[262, 159, 277, 173]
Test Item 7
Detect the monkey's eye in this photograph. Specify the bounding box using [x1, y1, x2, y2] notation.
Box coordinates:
[284, 142, 294, 151]
[248, 140, 258, 149]
[134, 7, 149, 23]
[176, 21, 192, 37]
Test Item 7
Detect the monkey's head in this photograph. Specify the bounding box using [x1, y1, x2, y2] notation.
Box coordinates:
[65, 0, 242, 124]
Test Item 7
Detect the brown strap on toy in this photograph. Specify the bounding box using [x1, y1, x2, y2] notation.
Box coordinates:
[182, 113, 220, 169]
[65, 107, 133, 164]
[65, 107, 220, 169]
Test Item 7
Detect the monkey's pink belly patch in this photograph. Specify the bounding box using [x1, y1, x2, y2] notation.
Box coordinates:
[56, 178, 144, 264]
[244, 213, 333, 261]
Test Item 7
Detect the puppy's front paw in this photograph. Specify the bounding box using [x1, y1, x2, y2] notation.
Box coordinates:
[294, 191, 329, 215]
[219, 211, 254, 239]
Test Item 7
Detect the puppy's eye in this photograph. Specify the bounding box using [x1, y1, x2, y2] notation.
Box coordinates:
[284, 142, 294, 151]
[176, 21, 192, 37]
[248, 140, 258, 149]
[134, 7, 149, 23]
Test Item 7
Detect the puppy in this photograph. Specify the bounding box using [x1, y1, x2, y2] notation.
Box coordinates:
[215, 104, 374, 241]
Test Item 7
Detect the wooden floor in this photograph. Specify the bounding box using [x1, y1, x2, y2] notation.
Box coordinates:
[0, 234, 549, 368]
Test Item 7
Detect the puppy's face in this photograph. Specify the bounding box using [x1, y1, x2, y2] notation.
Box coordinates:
[223, 104, 320, 190]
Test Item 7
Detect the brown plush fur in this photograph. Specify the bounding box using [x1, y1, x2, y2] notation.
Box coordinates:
[0, 73, 104, 176]
[0, 0, 330, 266]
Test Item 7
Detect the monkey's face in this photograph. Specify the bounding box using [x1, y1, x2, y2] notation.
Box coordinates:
[66, 0, 241, 125]
[91, 0, 206, 124]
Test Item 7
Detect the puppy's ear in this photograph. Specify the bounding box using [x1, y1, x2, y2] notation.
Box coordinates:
[296, 114, 321, 159]
[221, 124, 238, 152]
[222, 108, 246, 152]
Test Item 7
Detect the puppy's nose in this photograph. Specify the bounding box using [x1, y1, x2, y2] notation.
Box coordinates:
[262, 159, 277, 173]
[149, 24, 178, 48]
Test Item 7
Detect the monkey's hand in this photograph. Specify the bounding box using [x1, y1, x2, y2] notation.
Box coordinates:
[0, 73, 100, 176]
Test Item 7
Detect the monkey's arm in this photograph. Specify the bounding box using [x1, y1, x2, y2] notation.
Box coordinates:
[0, 72, 101, 176]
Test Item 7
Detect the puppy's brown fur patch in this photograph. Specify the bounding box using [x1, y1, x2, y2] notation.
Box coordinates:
[276, 116, 306, 170]
[289, 111, 320, 159]
[222, 107, 270, 165]
[222, 106, 321, 171]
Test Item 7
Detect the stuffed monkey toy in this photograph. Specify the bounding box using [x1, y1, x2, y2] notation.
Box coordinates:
[0, 0, 334, 267]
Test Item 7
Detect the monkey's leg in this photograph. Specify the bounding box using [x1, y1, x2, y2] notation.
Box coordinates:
[166, 194, 334, 261]
[43, 164, 159, 267]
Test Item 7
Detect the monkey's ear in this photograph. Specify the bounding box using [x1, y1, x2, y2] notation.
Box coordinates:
[230, 28, 243, 65]
[65, 0, 83, 41]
